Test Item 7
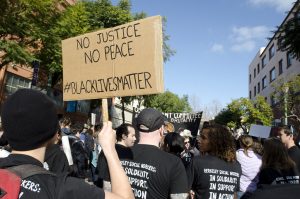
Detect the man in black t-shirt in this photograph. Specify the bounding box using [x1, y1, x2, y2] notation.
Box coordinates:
[121, 108, 189, 199]
[0, 89, 134, 199]
[277, 126, 300, 172]
[97, 123, 136, 189]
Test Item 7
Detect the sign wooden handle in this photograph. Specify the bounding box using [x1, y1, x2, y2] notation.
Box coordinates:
[102, 98, 109, 123]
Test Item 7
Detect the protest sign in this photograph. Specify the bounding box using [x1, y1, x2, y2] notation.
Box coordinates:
[249, 124, 271, 138]
[62, 16, 164, 101]
[163, 112, 203, 137]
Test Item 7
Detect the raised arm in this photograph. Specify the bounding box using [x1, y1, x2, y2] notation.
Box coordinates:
[98, 122, 134, 199]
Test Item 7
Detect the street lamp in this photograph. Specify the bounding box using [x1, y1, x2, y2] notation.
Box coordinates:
[283, 86, 289, 125]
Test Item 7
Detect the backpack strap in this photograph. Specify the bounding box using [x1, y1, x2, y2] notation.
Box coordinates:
[7, 164, 56, 179]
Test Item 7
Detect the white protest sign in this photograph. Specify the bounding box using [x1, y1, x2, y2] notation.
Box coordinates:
[249, 124, 271, 138]
[62, 136, 73, 165]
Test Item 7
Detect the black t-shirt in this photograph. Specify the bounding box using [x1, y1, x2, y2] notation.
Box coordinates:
[45, 144, 70, 174]
[249, 184, 300, 199]
[121, 144, 188, 199]
[181, 150, 193, 168]
[0, 154, 105, 199]
[97, 144, 133, 181]
[187, 154, 242, 199]
[258, 167, 300, 185]
[288, 146, 300, 173]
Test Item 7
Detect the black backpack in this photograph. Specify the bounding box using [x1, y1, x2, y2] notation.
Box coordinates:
[0, 164, 55, 199]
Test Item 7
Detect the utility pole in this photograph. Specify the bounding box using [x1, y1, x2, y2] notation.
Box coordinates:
[283, 86, 289, 125]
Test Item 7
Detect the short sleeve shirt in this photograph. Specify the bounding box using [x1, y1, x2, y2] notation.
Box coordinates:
[187, 154, 242, 199]
[121, 144, 188, 199]
[258, 167, 300, 185]
[97, 144, 133, 181]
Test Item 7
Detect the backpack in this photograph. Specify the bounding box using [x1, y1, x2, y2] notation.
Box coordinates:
[84, 134, 94, 158]
[68, 135, 88, 178]
[0, 164, 55, 199]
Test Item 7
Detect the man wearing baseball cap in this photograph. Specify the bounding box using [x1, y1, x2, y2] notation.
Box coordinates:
[0, 89, 134, 199]
[120, 108, 188, 199]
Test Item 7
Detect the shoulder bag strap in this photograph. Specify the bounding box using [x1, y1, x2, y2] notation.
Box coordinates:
[7, 164, 56, 179]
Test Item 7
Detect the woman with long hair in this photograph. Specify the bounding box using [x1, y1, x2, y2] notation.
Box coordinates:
[187, 124, 242, 199]
[236, 135, 262, 198]
[258, 137, 299, 185]
[162, 132, 184, 157]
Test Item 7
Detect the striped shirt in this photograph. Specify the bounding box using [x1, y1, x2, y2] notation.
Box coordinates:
[236, 148, 262, 192]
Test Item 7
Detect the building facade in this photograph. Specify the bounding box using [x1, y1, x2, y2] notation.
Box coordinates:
[248, 2, 300, 119]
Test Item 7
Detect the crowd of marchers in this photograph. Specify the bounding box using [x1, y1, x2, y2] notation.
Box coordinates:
[1, 89, 300, 199]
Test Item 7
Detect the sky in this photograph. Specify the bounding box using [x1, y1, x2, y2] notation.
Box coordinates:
[114, 0, 296, 110]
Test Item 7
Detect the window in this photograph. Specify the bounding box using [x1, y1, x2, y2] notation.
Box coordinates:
[5, 72, 31, 95]
[270, 67, 276, 82]
[265, 97, 267, 102]
[278, 59, 283, 75]
[249, 74, 251, 84]
[254, 86, 257, 96]
[262, 76, 267, 89]
[269, 44, 275, 60]
[254, 68, 256, 78]
[249, 91, 252, 99]
[262, 55, 267, 68]
[257, 82, 260, 94]
[287, 52, 292, 67]
[257, 64, 260, 74]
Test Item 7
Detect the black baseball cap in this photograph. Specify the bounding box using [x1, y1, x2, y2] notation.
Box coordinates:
[137, 108, 166, 132]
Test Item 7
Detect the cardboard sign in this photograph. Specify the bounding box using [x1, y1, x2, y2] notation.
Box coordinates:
[163, 112, 203, 137]
[249, 124, 271, 138]
[62, 16, 164, 101]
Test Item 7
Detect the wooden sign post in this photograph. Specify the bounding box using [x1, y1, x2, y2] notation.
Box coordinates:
[102, 99, 109, 123]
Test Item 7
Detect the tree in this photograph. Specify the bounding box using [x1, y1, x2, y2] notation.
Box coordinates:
[143, 91, 192, 113]
[0, 0, 62, 68]
[271, 75, 300, 125]
[275, 1, 300, 60]
[214, 96, 273, 132]
[84, 0, 132, 30]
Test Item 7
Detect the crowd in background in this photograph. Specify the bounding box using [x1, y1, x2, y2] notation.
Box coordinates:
[1, 104, 300, 199]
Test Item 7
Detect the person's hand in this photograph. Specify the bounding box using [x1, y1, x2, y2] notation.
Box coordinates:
[97, 121, 115, 154]
[189, 190, 195, 199]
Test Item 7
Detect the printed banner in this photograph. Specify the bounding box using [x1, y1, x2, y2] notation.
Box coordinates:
[62, 16, 164, 101]
[163, 112, 203, 136]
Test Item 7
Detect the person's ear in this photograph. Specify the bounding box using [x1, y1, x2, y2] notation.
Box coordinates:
[159, 126, 164, 136]
[122, 134, 127, 140]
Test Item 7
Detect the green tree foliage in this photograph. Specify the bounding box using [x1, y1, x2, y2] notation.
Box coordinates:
[118, 0, 131, 11]
[84, 0, 132, 30]
[1, 0, 176, 76]
[275, 1, 300, 60]
[271, 75, 300, 123]
[215, 97, 273, 132]
[0, 0, 62, 68]
[143, 91, 192, 113]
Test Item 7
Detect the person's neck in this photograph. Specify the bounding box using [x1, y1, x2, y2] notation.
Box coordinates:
[286, 142, 296, 149]
[11, 146, 46, 163]
[117, 141, 127, 147]
[138, 139, 159, 147]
